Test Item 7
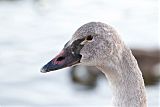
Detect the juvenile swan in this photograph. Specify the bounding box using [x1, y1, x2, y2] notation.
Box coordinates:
[41, 22, 147, 107]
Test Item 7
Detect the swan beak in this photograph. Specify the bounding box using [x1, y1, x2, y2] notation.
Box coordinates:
[41, 49, 82, 73]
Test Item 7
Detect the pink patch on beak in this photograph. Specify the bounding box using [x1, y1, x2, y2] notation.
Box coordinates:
[52, 50, 65, 65]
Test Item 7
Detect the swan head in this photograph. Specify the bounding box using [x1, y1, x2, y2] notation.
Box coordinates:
[41, 22, 123, 73]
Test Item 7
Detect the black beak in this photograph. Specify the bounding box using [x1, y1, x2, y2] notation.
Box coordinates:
[40, 48, 82, 73]
[41, 38, 85, 73]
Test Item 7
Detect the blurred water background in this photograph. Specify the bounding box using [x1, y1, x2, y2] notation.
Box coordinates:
[0, 0, 159, 106]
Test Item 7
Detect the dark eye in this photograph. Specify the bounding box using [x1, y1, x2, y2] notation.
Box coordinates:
[86, 35, 93, 41]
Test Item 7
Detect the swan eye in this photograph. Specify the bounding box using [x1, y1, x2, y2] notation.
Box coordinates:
[86, 35, 93, 41]
[80, 35, 93, 45]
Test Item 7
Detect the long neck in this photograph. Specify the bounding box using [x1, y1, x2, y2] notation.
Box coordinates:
[97, 48, 147, 107]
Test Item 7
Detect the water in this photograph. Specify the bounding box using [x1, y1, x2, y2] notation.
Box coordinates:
[0, 0, 159, 106]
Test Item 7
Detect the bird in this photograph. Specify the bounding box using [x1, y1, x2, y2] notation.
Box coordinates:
[41, 22, 147, 107]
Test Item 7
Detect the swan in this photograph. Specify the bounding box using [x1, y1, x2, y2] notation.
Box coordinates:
[41, 22, 147, 107]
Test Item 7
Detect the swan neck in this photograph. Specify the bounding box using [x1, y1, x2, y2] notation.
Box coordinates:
[97, 48, 147, 107]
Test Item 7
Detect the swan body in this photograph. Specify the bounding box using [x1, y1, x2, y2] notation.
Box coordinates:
[41, 22, 147, 107]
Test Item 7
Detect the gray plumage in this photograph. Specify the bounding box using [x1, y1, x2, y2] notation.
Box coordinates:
[41, 22, 147, 107]
[70, 22, 147, 107]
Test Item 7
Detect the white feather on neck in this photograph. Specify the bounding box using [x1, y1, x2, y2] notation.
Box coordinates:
[97, 47, 147, 107]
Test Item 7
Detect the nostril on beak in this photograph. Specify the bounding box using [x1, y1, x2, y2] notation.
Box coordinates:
[56, 56, 65, 61]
